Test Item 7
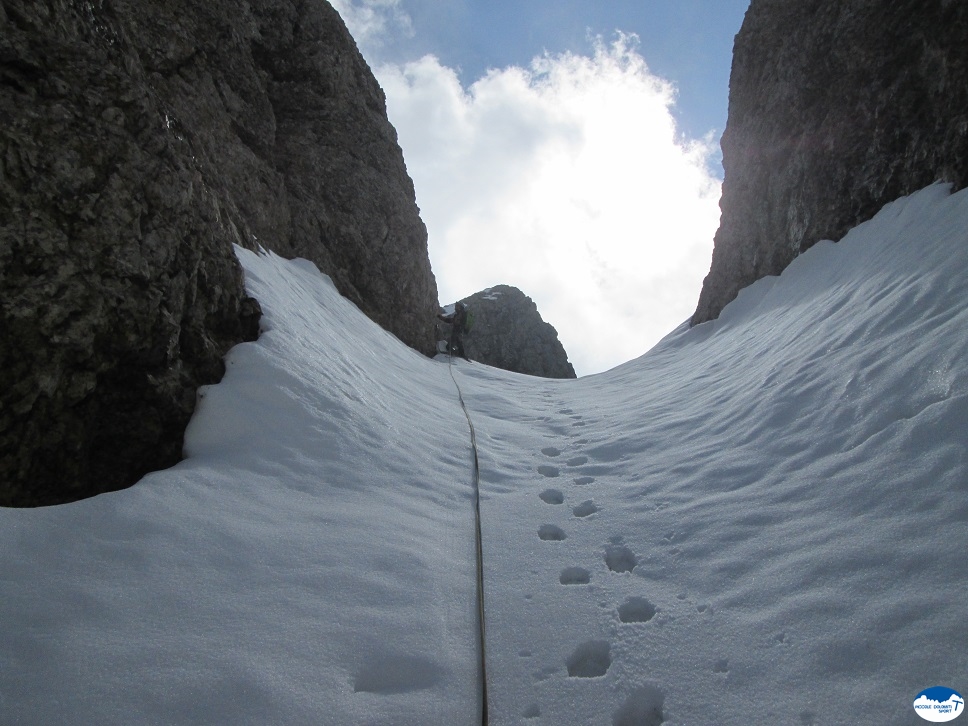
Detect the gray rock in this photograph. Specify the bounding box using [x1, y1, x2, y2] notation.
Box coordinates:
[441, 286, 576, 379]
[109, 0, 439, 353]
[0, 0, 436, 505]
[692, 0, 968, 325]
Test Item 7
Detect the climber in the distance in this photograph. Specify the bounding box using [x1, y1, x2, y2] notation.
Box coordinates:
[438, 302, 471, 360]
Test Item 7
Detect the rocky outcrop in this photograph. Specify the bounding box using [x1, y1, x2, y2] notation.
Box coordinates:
[442, 286, 576, 379]
[1, 0, 437, 506]
[692, 0, 968, 325]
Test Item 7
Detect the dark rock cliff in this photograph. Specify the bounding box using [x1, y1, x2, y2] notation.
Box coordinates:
[0, 0, 438, 506]
[442, 286, 576, 379]
[693, 0, 968, 325]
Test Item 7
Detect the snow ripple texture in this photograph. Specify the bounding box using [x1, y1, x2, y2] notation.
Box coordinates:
[1, 184, 967, 725]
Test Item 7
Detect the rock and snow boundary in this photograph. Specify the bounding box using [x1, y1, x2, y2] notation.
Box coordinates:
[2, 184, 967, 724]
[0, 252, 483, 724]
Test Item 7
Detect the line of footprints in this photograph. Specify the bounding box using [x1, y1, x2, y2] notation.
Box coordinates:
[520, 404, 666, 723]
[529, 406, 664, 714]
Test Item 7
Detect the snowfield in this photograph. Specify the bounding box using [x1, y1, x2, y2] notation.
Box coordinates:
[2, 183, 967, 725]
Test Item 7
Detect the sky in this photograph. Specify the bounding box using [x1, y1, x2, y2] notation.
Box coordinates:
[328, 0, 752, 375]
[4, 183, 966, 723]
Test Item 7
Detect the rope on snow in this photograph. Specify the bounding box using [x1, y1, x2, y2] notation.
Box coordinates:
[447, 355, 489, 725]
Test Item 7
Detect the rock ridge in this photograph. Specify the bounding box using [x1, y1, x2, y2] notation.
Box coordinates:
[442, 285, 576, 379]
[693, 0, 968, 325]
[1, 0, 437, 505]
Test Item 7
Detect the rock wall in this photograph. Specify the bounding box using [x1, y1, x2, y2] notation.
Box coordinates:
[692, 0, 968, 325]
[442, 286, 576, 379]
[108, 0, 439, 351]
[0, 0, 438, 506]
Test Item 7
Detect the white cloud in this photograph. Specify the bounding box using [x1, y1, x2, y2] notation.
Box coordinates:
[327, 0, 413, 48]
[377, 34, 722, 375]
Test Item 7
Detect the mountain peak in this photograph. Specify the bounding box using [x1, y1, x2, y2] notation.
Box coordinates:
[442, 285, 576, 379]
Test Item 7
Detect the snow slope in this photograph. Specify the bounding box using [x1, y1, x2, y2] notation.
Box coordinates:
[464, 183, 968, 725]
[0, 257, 483, 725]
[2, 183, 967, 725]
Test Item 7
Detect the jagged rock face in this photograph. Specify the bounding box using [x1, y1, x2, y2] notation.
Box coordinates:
[0, 0, 436, 506]
[443, 286, 576, 379]
[692, 0, 968, 325]
[109, 0, 438, 351]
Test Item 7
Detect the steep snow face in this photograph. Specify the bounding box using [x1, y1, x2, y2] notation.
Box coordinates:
[463, 183, 968, 724]
[2, 184, 967, 725]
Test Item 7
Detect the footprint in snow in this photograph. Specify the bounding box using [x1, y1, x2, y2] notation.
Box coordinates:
[537, 465, 560, 478]
[605, 543, 638, 573]
[559, 567, 591, 585]
[541, 446, 561, 457]
[572, 500, 599, 518]
[539, 488, 564, 504]
[613, 683, 665, 726]
[566, 640, 611, 678]
[573, 476, 595, 486]
[566, 455, 589, 466]
[618, 597, 657, 623]
[538, 524, 567, 541]
[523, 704, 541, 719]
[353, 654, 445, 694]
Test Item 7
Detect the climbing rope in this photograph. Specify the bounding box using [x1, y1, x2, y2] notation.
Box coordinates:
[447, 355, 489, 725]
